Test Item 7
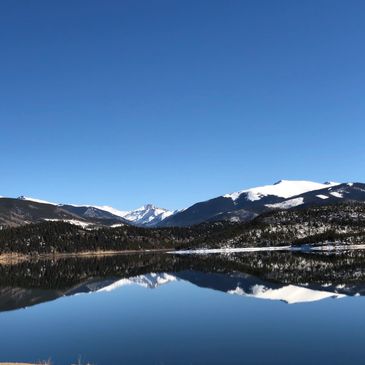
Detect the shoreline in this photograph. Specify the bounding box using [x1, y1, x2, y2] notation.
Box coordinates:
[2, 243, 365, 265]
[0, 248, 171, 265]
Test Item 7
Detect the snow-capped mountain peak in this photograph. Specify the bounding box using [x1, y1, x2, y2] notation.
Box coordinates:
[223, 180, 340, 202]
[90, 204, 174, 226]
[122, 204, 173, 226]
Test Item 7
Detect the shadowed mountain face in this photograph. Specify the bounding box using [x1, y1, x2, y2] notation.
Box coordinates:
[58, 205, 129, 223]
[0, 198, 129, 228]
[1, 250, 365, 312]
[0, 197, 170, 228]
[158, 195, 285, 227]
[292, 183, 365, 208]
[0, 198, 80, 227]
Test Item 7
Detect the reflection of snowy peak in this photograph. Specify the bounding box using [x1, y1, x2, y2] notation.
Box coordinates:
[81, 272, 353, 304]
[97, 273, 177, 292]
[175, 271, 347, 304]
[0, 270, 357, 313]
[228, 284, 345, 304]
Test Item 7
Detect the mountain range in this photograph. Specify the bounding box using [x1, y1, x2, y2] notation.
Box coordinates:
[1, 179, 364, 228]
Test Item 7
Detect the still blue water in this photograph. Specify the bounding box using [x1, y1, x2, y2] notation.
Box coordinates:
[0, 274, 364, 365]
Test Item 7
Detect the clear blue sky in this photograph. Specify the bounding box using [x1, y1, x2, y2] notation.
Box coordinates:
[1, 0, 364, 210]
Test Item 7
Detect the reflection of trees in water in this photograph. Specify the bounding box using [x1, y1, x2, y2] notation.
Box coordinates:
[1, 250, 365, 290]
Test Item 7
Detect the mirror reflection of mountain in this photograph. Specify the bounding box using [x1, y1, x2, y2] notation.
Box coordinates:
[1, 250, 365, 312]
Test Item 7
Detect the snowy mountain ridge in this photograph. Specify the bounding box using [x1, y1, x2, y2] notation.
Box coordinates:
[95, 272, 345, 304]
[160, 179, 347, 227]
[223, 180, 339, 202]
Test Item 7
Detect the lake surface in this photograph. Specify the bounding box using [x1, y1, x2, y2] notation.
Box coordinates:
[0, 250, 365, 365]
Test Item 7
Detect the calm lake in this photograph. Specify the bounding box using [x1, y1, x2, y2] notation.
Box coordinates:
[0, 250, 365, 365]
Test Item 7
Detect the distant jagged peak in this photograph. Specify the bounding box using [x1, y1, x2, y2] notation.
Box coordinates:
[122, 204, 173, 225]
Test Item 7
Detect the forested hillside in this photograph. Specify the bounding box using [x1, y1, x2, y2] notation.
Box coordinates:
[0, 202, 364, 254]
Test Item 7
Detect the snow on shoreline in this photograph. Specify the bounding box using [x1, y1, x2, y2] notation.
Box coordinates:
[169, 246, 294, 254]
[169, 244, 365, 255]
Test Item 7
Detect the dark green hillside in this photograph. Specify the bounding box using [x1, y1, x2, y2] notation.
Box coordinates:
[0, 202, 365, 254]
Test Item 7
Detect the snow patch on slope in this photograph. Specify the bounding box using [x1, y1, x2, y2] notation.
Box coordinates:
[266, 197, 304, 209]
[44, 219, 92, 228]
[316, 194, 329, 200]
[330, 192, 343, 198]
[110, 223, 125, 228]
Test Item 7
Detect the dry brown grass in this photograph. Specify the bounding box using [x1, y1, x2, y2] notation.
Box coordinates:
[0, 361, 50, 365]
[0, 254, 29, 265]
[0, 363, 38, 365]
[0, 360, 92, 365]
[0, 248, 171, 266]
